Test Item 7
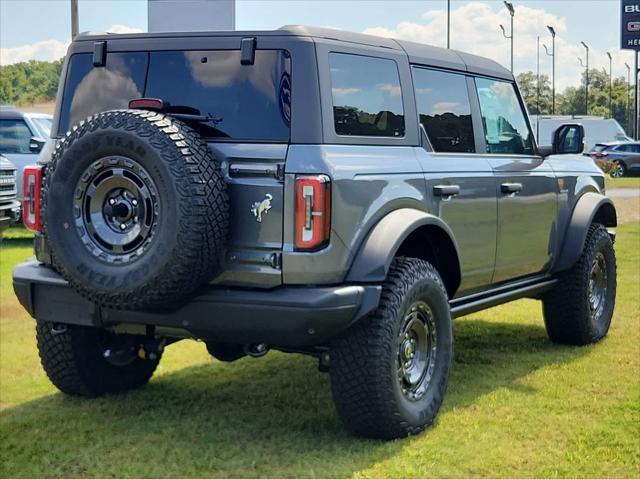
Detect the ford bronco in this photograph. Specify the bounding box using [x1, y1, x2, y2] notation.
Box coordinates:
[13, 26, 617, 440]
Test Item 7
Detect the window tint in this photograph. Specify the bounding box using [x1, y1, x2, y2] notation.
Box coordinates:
[475, 78, 534, 155]
[618, 144, 640, 153]
[59, 50, 291, 141]
[145, 50, 291, 141]
[59, 52, 148, 134]
[329, 53, 404, 137]
[0, 120, 33, 154]
[412, 67, 474, 153]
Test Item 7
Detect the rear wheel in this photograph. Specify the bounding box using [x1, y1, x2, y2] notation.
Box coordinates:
[610, 161, 626, 178]
[36, 321, 161, 397]
[543, 223, 616, 345]
[330, 258, 453, 439]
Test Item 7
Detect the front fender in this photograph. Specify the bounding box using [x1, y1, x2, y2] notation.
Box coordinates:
[346, 208, 460, 283]
[553, 192, 617, 273]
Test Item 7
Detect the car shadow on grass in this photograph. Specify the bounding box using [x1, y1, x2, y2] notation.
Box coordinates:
[0, 318, 590, 478]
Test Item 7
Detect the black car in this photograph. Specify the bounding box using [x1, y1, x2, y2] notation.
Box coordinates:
[590, 141, 640, 177]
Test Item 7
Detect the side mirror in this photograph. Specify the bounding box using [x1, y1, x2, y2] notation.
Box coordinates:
[29, 137, 45, 153]
[552, 123, 585, 155]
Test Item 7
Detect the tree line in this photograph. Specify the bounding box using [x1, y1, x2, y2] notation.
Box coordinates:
[516, 69, 634, 134]
[0, 59, 63, 106]
[0, 58, 635, 135]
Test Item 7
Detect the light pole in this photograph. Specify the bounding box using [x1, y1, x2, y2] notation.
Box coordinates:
[626, 62, 632, 133]
[545, 25, 556, 114]
[70, 0, 79, 38]
[536, 36, 540, 115]
[499, 1, 515, 72]
[606, 52, 613, 119]
[447, 0, 451, 49]
[578, 42, 589, 115]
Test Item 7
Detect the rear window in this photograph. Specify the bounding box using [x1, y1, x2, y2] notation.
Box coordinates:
[58, 50, 292, 141]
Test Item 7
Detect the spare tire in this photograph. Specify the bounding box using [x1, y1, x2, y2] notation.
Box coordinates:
[43, 109, 229, 310]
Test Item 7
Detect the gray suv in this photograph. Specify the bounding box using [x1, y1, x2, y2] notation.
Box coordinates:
[590, 141, 640, 177]
[12, 27, 617, 440]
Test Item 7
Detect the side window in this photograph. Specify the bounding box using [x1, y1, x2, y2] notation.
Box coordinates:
[631, 145, 640, 153]
[0, 119, 33, 154]
[412, 67, 475, 153]
[329, 53, 405, 137]
[475, 78, 534, 155]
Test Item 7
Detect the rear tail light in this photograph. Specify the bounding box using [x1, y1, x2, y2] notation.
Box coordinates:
[23, 165, 43, 232]
[128, 98, 165, 110]
[295, 175, 331, 251]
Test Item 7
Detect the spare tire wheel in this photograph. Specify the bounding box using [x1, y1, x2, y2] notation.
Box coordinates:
[43, 109, 229, 310]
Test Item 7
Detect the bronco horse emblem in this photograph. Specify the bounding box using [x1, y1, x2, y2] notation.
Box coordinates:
[251, 194, 273, 223]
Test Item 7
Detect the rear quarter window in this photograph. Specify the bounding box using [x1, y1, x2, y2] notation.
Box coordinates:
[329, 53, 405, 137]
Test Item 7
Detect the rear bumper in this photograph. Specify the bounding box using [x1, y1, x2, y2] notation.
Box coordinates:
[13, 260, 381, 347]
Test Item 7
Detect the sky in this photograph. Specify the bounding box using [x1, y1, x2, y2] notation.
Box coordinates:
[0, 0, 636, 92]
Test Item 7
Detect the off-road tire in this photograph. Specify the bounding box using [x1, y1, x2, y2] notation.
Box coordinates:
[330, 258, 453, 440]
[36, 321, 160, 397]
[543, 223, 616, 345]
[42, 109, 228, 310]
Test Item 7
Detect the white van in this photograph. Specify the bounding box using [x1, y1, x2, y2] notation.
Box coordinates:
[530, 115, 632, 152]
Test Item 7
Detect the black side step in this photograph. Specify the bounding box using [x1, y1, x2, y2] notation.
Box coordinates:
[450, 278, 557, 319]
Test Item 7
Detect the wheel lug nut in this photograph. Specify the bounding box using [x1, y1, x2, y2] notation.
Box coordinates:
[120, 223, 126, 230]
[132, 199, 138, 206]
[109, 198, 115, 205]
[410, 352, 415, 358]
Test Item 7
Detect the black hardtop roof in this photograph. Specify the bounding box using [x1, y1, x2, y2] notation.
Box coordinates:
[75, 24, 512, 80]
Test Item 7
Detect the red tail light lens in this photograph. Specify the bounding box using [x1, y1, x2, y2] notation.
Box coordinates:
[23, 165, 43, 232]
[128, 98, 165, 110]
[295, 175, 331, 251]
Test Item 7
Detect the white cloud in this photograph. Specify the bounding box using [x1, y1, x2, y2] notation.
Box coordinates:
[105, 25, 144, 35]
[0, 25, 144, 66]
[377, 83, 401, 96]
[0, 39, 69, 65]
[362, 2, 632, 92]
[332, 87, 361, 96]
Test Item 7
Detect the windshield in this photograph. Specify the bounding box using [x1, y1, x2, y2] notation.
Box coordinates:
[30, 117, 52, 138]
[58, 50, 291, 141]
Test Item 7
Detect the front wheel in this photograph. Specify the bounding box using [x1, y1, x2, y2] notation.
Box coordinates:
[36, 321, 162, 397]
[330, 258, 453, 440]
[543, 223, 616, 345]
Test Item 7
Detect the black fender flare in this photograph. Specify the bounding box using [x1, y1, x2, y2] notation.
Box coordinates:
[346, 208, 461, 286]
[553, 192, 617, 273]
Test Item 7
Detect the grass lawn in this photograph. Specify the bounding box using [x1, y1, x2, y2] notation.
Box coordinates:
[605, 176, 640, 190]
[0, 225, 638, 479]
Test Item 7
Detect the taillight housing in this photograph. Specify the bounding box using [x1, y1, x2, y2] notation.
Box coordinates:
[23, 165, 43, 232]
[295, 175, 331, 251]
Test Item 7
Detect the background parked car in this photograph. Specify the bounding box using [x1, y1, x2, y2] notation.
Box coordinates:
[0, 106, 53, 201]
[0, 154, 21, 238]
[589, 141, 640, 177]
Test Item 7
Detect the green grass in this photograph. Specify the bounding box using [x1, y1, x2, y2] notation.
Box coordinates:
[1, 226, 34, 241]
[605, 176, 640, 189]
[1, 226, 638, 479]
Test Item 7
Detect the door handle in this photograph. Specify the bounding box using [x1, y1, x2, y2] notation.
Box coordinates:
[500, 182, 523, 194]
[433, 184, 460, 197]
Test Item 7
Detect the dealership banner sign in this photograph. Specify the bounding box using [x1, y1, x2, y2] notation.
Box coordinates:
[622, 0, 640, 50]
